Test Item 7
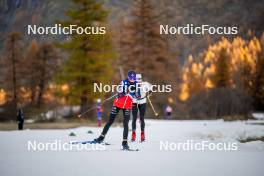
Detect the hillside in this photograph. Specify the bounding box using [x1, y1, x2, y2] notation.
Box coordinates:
[1, 0, 263, 60]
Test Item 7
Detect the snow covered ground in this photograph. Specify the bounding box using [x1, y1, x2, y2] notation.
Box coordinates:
[1, 119, 264, 176]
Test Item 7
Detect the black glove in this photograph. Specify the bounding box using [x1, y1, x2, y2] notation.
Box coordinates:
[147, 91, 153, 96]
[135, 93, 141, 100]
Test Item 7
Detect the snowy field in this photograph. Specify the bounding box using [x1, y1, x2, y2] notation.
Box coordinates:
[1, 119, 264, 176]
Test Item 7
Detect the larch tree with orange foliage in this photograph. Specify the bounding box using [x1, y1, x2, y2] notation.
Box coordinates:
[180, 34, 264, 118]
[213, 48, 230, 88]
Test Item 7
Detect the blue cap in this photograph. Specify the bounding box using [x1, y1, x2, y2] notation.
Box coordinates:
[128, 71, 136, 81]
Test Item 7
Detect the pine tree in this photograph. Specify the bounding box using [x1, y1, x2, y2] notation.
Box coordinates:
[213, 48, 230, 88]
[57, 0, 115, 114]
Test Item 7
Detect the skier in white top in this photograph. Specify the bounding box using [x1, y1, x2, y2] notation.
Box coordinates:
[131, 74, 152, 142]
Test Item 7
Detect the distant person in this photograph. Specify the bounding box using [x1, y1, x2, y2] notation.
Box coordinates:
[96, 99, 103, 127]
[17, 109, 24, 130]
[165, 105, 172, 119]
[131, 74, 152, 142]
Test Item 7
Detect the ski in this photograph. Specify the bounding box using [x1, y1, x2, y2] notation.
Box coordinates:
[70, 140, 111, 145]
[121, 148, 139, 151]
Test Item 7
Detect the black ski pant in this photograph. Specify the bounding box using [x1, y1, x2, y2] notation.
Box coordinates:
[101, 106, 130, 140]
[132, 103, 146, 132]
[18, 122, 23, 130]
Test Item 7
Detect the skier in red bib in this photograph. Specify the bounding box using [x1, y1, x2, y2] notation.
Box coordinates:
[94, 71, 140, 149]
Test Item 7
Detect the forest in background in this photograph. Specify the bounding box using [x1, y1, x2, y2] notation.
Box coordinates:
[0, 0, 264, 121]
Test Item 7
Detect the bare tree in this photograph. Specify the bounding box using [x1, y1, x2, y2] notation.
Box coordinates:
[2, 32, 23, 109]
[23, 39, 40, 103]
[35, 42, 59, 106]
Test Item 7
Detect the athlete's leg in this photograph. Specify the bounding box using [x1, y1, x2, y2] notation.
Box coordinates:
[138, 103, 146, 132]
[101, 106, 120, 136]
[122, 108, 131, 141]
[131, 103, 138, 131]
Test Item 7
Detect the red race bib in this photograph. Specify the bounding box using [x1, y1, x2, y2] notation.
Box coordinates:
[113, 96, 133, 109]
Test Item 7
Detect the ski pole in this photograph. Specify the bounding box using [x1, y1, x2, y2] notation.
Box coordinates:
[78, 93, 117, 118]
[147, 96, 159, 117]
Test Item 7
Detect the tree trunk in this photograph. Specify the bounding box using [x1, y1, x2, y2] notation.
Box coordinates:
[80, 94, 88, 115]
[37, 50, 47, 106]
[37, 78, 45, 106]
[11, 38, 17, 110]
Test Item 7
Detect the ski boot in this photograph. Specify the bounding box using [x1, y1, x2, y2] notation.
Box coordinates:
[131, 131, 136, 142]
[140, 131, 145, 142]
[94, 134, 105, 143]
[122, 140, 130, 150]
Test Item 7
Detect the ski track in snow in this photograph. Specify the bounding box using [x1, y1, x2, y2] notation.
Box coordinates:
[1, 120, 264, 176]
